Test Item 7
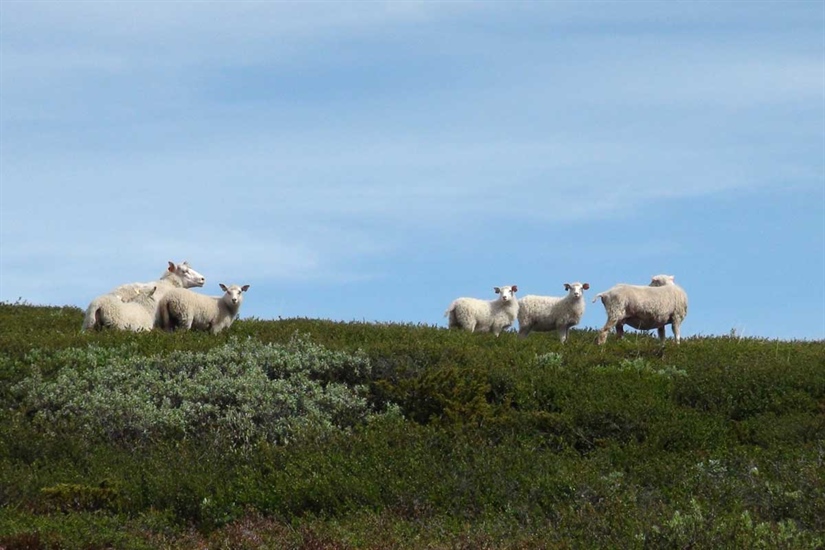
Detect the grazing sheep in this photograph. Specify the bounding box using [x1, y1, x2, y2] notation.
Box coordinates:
[158, 283, 250, 334]
[445, 285, 519, 337]
[111, 260, 205, 300]
[517, 282, 590, 342]
[593, 274, 688, 345]
[82, 286, 158, 332]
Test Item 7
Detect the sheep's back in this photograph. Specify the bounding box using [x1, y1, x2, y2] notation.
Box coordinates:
[603, 284, 687, 326]
[518, 295, 563, 319]
[519, 294, 582, 329]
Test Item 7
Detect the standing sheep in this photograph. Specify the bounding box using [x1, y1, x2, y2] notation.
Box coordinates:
[158, 283, 250, 334]
[82, 286, 158, 332]
[445, 285, 519, 337]
[593, 274, 688, 345]
[517, 282, 590, 342]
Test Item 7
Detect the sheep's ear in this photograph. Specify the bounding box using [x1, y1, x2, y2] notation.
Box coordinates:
[494, 287, 501, 294]
[168, 261, 175, 272]
[219, 283, 228, 292]
[564, 283, 571, 290]
[511, 285, 518, 293]
[148, 286, 157, 297]
[241, 285, 250, 292]
[583, 283, 590, 290]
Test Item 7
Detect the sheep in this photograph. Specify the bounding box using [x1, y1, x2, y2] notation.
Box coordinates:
[79, 260, 205, 331]
[517, 282, 590, 342]
[444, 285, 519, 337]
[111, 260, 205, 301]
[592, 274, 688, 345]
[82, 285, 158, 332]
[158, 283, 250, 334]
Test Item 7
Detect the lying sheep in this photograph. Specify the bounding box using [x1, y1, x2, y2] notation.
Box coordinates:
[81, 260, 206, 331]
[82, 286, 158, 332]
[593, 274, 688, 345]
[111, 260, 205, 301]
[158, 283, 250, 334]
[517, 282, 590, 342]
[445, 285, 519, 337]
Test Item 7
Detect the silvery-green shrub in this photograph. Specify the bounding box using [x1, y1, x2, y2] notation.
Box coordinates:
[14, 334, 374, 451]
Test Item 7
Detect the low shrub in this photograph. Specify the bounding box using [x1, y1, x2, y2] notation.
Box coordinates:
[13, 334, 375, 451]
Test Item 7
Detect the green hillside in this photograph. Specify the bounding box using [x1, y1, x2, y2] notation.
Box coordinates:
[1, 302, 823, 549]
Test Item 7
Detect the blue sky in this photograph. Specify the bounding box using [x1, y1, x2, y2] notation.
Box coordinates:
[1, 1, 823, 340]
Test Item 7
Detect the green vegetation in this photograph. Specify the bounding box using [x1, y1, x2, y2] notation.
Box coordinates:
[1, 302, 823, 549]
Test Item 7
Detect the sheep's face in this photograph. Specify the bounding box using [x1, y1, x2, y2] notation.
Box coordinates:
[494, 285, 518, 302]
[171, 261, 206, 288]
[219, 284, 250, 306]
[564, 282, 590, 298]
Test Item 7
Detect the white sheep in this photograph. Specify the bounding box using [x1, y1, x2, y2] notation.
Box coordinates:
[444, 285, 519, 337]
[158, 283, 250, 334]
[80, 260, 206, 331]
[517, 282, 590, 342]
[592, 274, 688, 345]
[81, 285, 158, 332]
[111, 260, 205, 301]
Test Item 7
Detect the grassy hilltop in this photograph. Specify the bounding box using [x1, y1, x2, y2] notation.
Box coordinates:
[1, 302, 823, 549]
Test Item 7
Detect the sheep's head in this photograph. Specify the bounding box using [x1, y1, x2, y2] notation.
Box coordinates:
[494, 285, 518, 301]
[649, 275, 675, 287]
[564, 282, 590, 298]
[119, 285, 156, 303]
[127, 286, 157, 306]
[169, 260, 206, 288]
[219, 283, 250, 306]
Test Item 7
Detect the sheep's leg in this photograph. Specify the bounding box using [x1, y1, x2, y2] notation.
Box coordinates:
[518, 325, 531, 338]
[657, 327, 667, 342]
[597, 317, 618, 345]
[447, 309, 458, 330]
[171, 312, 193, 331]
[91, 308, 104, 331]
[672, 320, 682, 344]
[159, 304, 174, 332]
[558, 326, 569, 343]
[615, 323, 625, 339]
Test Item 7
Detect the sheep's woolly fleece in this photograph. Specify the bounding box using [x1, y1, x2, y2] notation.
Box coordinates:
[158, 283, 250, 335]
[445, 285, 519, 337]
[593, 275, 688, 344]
[517, 282, 590, 342]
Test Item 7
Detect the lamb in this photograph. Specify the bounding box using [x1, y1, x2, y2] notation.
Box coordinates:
[592, 274, 688, 345]
[444, 285, 519, 337]
[111, 260, 205, 301]
[158, 283, 250, 334]
[81, 285, 158, 332]
[517, 282, 590, 342]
